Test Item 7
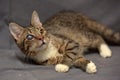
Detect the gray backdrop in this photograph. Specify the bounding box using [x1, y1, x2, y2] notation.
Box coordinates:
[0, 0, 120, 80]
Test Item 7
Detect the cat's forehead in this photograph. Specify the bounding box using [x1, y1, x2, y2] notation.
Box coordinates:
[25, 26, 40, 35]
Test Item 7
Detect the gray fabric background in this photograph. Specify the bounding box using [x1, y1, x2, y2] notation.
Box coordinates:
[0, 0, 120, 80]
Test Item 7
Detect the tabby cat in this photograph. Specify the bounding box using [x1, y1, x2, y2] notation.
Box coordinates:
[9, 11, 120, 73]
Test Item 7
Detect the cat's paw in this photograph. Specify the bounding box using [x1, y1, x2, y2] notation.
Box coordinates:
[100, 44, 112, 58]
[86, 61, 97, 74]
[55, 64, 69, 73]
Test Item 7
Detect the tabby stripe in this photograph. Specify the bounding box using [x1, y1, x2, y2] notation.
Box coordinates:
[22, 38, 26, 48]
[27, 28, 32, 33]
[66, 45, 79, 51]
[70, 52, 77, 55]
[64, 40, 70, 50]
[66, 54, 73, 60]
[66, 50, 77, 55]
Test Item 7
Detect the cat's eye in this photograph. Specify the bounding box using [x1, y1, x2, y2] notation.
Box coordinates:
[26, 34, 34, 40]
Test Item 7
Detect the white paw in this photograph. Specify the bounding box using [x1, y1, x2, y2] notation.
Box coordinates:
[55, 64, 69, 73]
[100, 44, 112, 58]
[86, 61, 97, 73]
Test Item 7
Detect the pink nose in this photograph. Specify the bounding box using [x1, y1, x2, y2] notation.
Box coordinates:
[38, 36, 44, 40]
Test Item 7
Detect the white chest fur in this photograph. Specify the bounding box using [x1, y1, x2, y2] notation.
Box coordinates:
[33, 42, 60, 62]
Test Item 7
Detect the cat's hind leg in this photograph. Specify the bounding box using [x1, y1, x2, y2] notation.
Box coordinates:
[99, 43, 112, 58]
[91, 36, 112, 58]
[73, 57, 97, 73]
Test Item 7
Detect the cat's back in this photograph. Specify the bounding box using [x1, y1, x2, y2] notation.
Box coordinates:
[43, 11, 89, 34]
[43, 11, 84, 28]
[43, 11, 97, 45]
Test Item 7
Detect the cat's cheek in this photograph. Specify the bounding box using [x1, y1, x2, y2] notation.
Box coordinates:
[25, 39, 37, 48]
[55, 64, 69, 73]
[29, 43, 38, 51]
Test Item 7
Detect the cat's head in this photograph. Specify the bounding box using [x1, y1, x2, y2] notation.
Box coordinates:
[9, 11, 50, 56]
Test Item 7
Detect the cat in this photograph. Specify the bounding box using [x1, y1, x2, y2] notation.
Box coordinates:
[9, 10, 120, 73]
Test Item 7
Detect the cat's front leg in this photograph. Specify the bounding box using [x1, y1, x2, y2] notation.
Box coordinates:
[55, 64, 70, 72]
[45, 55, 70, 72]
[73, 57, 97, 74]
[55, 57, 73, 73]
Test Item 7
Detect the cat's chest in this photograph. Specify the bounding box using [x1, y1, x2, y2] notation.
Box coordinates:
[33, 42, 61, 62]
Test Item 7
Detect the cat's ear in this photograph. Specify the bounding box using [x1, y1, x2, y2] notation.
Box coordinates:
[9, 22, 24, 40]
[31, 11, 42, 28]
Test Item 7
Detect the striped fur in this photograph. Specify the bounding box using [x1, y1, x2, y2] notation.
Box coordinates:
[9, 11, 120, 73]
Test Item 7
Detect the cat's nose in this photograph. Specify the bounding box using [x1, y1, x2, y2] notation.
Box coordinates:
[38, 36, 44, 40]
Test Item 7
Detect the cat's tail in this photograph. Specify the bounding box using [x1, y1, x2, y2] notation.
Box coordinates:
[84, 17, 120, 44]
